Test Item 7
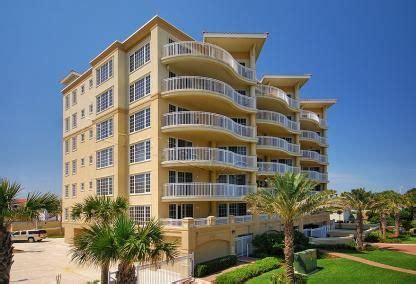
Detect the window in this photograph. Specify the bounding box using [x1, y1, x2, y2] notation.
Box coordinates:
[168, 138, 192, 148]
[72, 136, 77, 151]
[96, 176, 113, 196]
[89, 129, 93, 139]
[217, 174, 246, 185]
[96, 59, 113, 85]
[89, 155, 93, 165]
[220, 146, 247, 156]
[72, 160, 77, 175]
[168, 71, 176, 78]
[129, 74, 151, 103]
[64, 185, 69, 198]
[129, 108, 150, 133]
[81, 109, 85, 118]
[65, 95, 70, 110]
[89, 79, 93, 89]
[65, 162, 69, 176]
[64, 140, 69, 153]
[129, 172, 150, 194]
[168, 204, 193, 219]
[169, 171, 192, 183]
[81, 133, 85, 142]
[81, 85, 85, 94]
[96, 147, 113, 168]
[81, 158, 85, 167]
[129, 42, 150, 72]
[129, 206, 151, 225]
[129, 140, 150, 163]
[72, 113, 77, 128]
[168, 38, 176, 44]
[72, 184, 77, 197]
[89, 181, 93, 189]
[72, 90, 77, 105]
[81, 183, 85, 192]
[65, 117, 70, 132]
[232, 118, 247, 126]
[229, 203, 247, 216]
[218, 204, 227, 217]
[96, 118, 113, 140]
[89, 104, 93, 114]
[96, 89, 113, 113]
[64, 208, 69, 221]
[168, 104, 188, 112]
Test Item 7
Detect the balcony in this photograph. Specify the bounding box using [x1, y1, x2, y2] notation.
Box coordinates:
[257, 162, 300, 175]
[162, 76, 256, 114]
[256, 110, 300, 135]
[256, 84, 299, 112]
[301, 150, 328, 165]
[300, 110, 327, 130]
[162, 41, 256, 86]
[162, 183, 256, 201]
[301, 170, 328, 183]
[257, 136, 301, 157]
[300, 131, 327, 147]
[162, 111, 257, 143]
[163, 147, 257, 172]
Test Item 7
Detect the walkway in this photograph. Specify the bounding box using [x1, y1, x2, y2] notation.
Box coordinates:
[373, 243, 416, 256]
[327, 252, 416, 275]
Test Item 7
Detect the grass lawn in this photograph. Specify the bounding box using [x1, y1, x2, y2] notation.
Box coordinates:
[347, 249, 416, 270]
[386, 234, 416, 244]
[246, 268, 281, 284]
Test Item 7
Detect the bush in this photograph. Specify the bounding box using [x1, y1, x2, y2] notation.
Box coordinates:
[365, 231, 381, 243]
[194, 255, 237, 277]
[312, 242, 357, 252]
[411, 220, 416, 229]
[215, 257, 280, 284]
[270, 271, 308, 284]
[252, 231, 310, 257]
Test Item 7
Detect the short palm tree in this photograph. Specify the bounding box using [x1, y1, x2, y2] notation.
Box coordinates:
[71, 216, 177, 284]
[372, 191, 392, 241]
[337, 188, 375, 250]
[245, 172, 332, 284]
[0, 178, 59, 283]
[387, 191, 410, 237]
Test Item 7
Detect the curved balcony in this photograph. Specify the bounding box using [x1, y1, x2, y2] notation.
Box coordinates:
[257, 162, 300, 176]
[163, 147, 257, 172]
[301, 150, 328, 165]
[162, 111, 257, 143]
[257, 136, 301, 157]
[300, 131, 327, 147]
[256, 110, 300, 135]
[256, 84, 299, 113]
[300, 111, 327, 129]
[162, 76, 256, 114]
[162, 41, 256, 85]
[301, 170, 328, 183]
[162, 183, 256, 201]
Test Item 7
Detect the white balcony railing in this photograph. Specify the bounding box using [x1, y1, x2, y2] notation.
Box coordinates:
[163, 147, 257, 170]
[301, 170, 328, 183]
[163, 41, 256, 81]
[301, 150, 328, 164]
[194, 218, 208, 227]
[160, 218, 183, 227]
[300, 130, 327, 146]
[235, 215, 253, 224]
[163, 183, 255, 199]
[257, 162, 300, 175]
[162, 111, 256, 140]
[300, 111, 327, 128]
[257, 136, 300, 155]
[256, 110, 300, 132]
[162, 76, 256, 111]
[256, 84, 299, 110]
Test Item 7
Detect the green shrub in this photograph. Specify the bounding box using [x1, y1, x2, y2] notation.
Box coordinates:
[365, 231, 381, 243]
[312, 242, 357, 252]
[252, 231, 309, 257]
[215, 257, 280, 284]
[411, 220, 416, 229]
[270, 271, 308, 284]
[194, 255, 237, 277]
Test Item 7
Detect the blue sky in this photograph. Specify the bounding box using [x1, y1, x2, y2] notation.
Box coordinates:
[1, 0, 415, 195]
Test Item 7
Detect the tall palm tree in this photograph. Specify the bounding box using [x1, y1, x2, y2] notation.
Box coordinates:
[337, 188, 375, 250]
[372, 191, 392, 241]
[387, 191, 410, 238]
[70, 196, 128, 284]
[0, 178, 59, 283]
[245, 172, 332, 284]
[71, 216, 177, 284]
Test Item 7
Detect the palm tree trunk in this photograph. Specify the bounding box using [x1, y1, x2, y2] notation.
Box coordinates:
[0, 229, 14, 284]
[394, 212, 400, 238]
[356, 210, 364, 250]
[101, 263, 109, 284]
[284, 220, 295, 284]
[117, 262, 136, 284]
[380, 213, 387, 241]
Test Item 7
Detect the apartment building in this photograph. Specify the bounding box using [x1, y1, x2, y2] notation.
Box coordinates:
[60, 16, 335, 263]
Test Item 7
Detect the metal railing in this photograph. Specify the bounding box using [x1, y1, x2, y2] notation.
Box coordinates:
[256, 110, 300, 132]
[163, 183, 256, 199]
[257, 136, 300, 155]
[162, 76, 256, 111]
[301, 170, 328, 183]
[162, 111, 256, 140]
[163, 147, 257, 170]
[194, 218, 208, 227]
[215, 217, 229, 225]
[257, 162, 300, 175]
[256, 84, 299, 109]
[300, 110, 327, 128]
[163, 41, 256, 81]
[235, 215, 253, 224]
[160, 218, 183, 227]
[300, 130, 327, 145]
[301, 150, 328, 164]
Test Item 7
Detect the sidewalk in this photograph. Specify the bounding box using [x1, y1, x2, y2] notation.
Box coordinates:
[372, 243, 416, 255]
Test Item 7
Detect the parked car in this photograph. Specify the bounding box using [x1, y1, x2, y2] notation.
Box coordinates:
[11, 229, 47, 242]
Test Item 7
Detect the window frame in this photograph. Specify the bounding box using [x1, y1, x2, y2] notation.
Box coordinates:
[129, 172, 151, 195]
[96, 147, 114, 169]
[96, 176, 113, 196]
[129, 108, 150, 134]
[129, 139, 151, 164]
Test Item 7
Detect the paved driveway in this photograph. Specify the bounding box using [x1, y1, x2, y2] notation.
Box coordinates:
[11, 238, 101, 284]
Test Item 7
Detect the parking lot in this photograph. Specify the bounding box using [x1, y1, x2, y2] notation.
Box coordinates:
[11, 238, 102, 283]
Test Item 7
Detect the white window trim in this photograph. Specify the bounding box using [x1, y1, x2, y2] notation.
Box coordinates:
[96, 118, 114, 142]
[129, 172, 151, 195]
[129, 108, 151, 134]
[96, 58, 114, 86]
[96, 147, 114, 169]
[129, 139, 151, 164]
[96, 176, 114, 196]
[96, 87, 114, 114]
[129, 74, 151, 104]
[129, 41, 151, 74]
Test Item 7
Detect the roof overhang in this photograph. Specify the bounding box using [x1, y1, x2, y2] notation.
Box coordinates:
[203, 32, 268, 59]
[261, 74, 311, 88]
[60, 71, 81, 85]
[301, 99, 337, 108]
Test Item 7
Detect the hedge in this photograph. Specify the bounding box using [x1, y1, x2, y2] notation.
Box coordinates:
[194, 255, 238, 277]
[215, 257, 280, 284]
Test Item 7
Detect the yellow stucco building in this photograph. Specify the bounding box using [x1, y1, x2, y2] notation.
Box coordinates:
[60, 16, 335, 263]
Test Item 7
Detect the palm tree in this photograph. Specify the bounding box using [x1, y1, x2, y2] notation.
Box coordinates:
[70, 196, 128, 284]
[387, 191, 410, 238]
[245, 172, 332, 284]
[71, 216, 177, 284]
[0, 178, 59, 283]
[372, 191, 392, 241]
[337, 188, 375, 250]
